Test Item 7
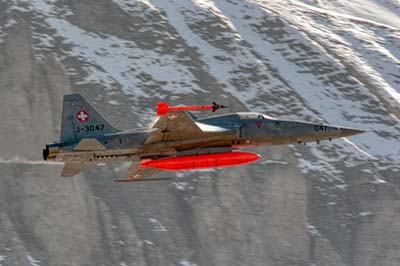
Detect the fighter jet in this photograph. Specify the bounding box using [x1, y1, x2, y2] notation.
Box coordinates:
[43, 94, 365, 181]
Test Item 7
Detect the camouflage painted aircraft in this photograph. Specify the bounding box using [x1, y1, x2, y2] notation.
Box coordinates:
[43, 94, 365, 182]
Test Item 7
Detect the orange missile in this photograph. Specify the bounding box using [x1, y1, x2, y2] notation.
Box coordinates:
[140, 151, 260, 171]
[157, 102, 227, 116]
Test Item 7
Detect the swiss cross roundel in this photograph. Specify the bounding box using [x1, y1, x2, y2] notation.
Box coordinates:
[76, 109, 89, 122]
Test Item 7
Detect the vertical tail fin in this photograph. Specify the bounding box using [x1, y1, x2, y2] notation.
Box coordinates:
[60, 94, 119, 143]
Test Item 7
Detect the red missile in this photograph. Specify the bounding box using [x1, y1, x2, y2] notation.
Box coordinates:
[140, 151, 260, 171]
[157, 102, 227, 116]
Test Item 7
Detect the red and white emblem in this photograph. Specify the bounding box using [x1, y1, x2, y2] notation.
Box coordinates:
[167, 114, 178, 120]
[76, 109, 89, 122]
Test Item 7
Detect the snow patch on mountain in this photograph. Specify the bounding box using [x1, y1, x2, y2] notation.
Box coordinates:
[27, 254, 41, 266]
[10, 0, 205, 101]
[316, 0, 400, 28]
[0, 18, 16, 44]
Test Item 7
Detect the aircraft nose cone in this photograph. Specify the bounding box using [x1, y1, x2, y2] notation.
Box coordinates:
[340, 127, 366, 137]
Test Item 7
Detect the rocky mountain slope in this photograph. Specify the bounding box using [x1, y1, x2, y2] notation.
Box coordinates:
[0, 0, 399, 265]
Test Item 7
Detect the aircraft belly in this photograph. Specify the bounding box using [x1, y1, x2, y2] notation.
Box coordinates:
[56, 148, 141, 163]
[144, 133, 236, 153]
[246, 135, 282, 146]
[177, 139, 233, 151]
[281, 126, 313, 144]
[250, 127, 283, 146]
[57, 151, 94, 162]
[280, 123, 342, 144]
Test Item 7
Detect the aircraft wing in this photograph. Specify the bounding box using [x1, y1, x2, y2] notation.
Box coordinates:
[145, 111, 203, 143]
[61, 162, 93, 177]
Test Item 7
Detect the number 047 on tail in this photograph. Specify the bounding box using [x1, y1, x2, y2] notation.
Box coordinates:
[43, 94, 365, 182]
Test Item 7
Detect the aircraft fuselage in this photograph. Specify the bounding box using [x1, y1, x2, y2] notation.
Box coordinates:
[44, 112, 363, 164]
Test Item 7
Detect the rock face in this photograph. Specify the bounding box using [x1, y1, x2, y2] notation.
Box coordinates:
[0, 1, 399, 265]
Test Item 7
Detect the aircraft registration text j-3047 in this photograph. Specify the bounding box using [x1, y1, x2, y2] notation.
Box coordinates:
[75, 124, 105, 133]
[43, 94, 365, 182]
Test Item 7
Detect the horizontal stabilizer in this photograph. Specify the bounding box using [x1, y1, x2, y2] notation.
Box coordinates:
[61, 162, 93, 177]
[74, 138, 107, 151]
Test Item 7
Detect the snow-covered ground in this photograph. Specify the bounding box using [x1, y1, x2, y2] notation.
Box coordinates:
[316, 0, 400, 29]
[0, 18, 16, 44]
[27, 254, 41, 266]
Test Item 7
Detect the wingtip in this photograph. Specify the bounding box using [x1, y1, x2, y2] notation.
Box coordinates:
[156, 102, 169, 116]
[212, 102, 228, 112]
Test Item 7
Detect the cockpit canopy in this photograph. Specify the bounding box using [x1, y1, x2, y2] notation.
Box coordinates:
[197, 112, 276, 126]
